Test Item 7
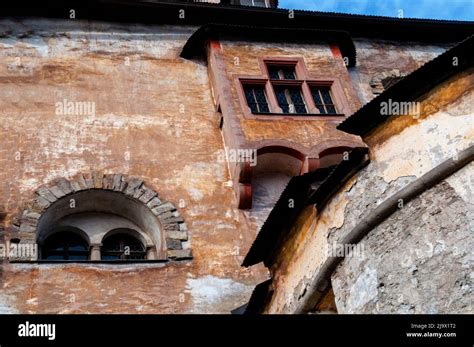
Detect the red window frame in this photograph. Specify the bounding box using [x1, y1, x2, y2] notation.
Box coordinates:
[235, 57, 351, 120]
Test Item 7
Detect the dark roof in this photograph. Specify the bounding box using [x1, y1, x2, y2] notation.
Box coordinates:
[230, 303, 248, 315]
[242, 278, 272, 314]
[338, 35, 474, 135]
[181, 24, 357, 67]
[242, 148, 369, 267]
[1, 1, 472, 42]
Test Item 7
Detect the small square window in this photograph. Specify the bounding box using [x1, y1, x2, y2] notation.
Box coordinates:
[243, 85, 270, 113]
[267, 65, 296, 80]
[274, 86, 307, 114]
[310, 86, 338, 114]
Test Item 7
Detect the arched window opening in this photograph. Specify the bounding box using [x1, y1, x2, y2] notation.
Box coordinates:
[18, 174, 192, 262]
[42, 231, 89, 261]
[101, 232, 146, 260]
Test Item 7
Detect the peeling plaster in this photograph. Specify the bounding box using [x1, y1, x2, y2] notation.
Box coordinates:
[346, 266, 378, 313]
[186, 275, 253, 313]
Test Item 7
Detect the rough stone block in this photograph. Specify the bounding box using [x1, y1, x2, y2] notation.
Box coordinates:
[166, 238, 182, 250]
[161, 216, 184, 224]
[167, 249, 193, 260]
[124, 178, 143, 196]
[32, 195, 51, 210]
[49, 185, 66, 199]
[147, 196, 162, 209]
[35, 187, 57, 203]
[70, 181, 82, 192]
[166, 230, 188, 241]
[56, 178, 73, 195]
[133, 186, 146, 199]
[139, 186, 157, 204]
[92, 171, 103, 189]
[112, 174, 124, 191]
[158, 211, 174, 220]
[151, 202, 176, 216]
[103, 174, 115, 190]
[72, 174, 88, 191]
[19, 222, 36, 233]
[22, 211, 41, 224]
[164, 223, 180, 231]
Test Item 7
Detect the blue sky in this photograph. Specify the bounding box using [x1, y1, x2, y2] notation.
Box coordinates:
[279, 0, 474, 21]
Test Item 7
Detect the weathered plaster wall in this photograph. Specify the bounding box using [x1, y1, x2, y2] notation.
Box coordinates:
[263, 68, 473, 313]
[330, 69, 473, 314]
[350, 39, 450, 103]
[0, 19, 267, 313]
[332, 171, 473, 313]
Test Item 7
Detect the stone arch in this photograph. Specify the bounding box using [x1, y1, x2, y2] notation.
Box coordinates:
[236, 139, 366, 209]
[236, 142, 307, 209]
[16, 172, 192, 261]
[309, 138, 368, 170]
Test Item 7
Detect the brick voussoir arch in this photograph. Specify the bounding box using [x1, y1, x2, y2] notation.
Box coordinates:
[16, 172, 192, 261]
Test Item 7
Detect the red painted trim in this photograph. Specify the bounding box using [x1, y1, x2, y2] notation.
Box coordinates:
[238, 183, 253, 210]
[257, 145, 306, 161]
[330, 44, 343, 58]
[209, 39, 221, 51]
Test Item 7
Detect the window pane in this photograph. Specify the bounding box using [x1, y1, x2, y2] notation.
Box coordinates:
[68, 254, 88, 261]
[268, 66, 280, 80]
[68, 243, 88, 252]
[42, 231, 89, 260]
[289, 88, 303, 104]
[244, 88, 255, 104]
[267, 65, 296, 80]
[311, 87, 337, 115]
[275, 87, 289, 113]
[248, 103, 259, 113]
[259, 102, 270, 113]
[254, 88, 267, 104]
[44, 254, 65, 260]
[294, 104, 307, 114]
[282, 67, 296, 80]
[311, 89, 323, 105]
[102, 233, 146, 260]
[326, 105, 337, 114]
[243, 85, 269, 113]
[320, 88, 334, 104]
[315, 105, 326, 114]
[102, 254, 121, 260]
[289, 89, 307, 114]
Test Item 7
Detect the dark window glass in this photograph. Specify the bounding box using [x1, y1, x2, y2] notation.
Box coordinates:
[275, 87, 289, 113]
[42, 231, 89, 260]
[267, 65, 296, 80]
[274, 86, 307, 114]
[101, 233, 146, 260]
[310, 87, 338, 114]
[243, 85, 270, 113]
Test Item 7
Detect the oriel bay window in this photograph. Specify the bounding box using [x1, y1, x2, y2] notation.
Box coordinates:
[237, 58, 348, 117]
